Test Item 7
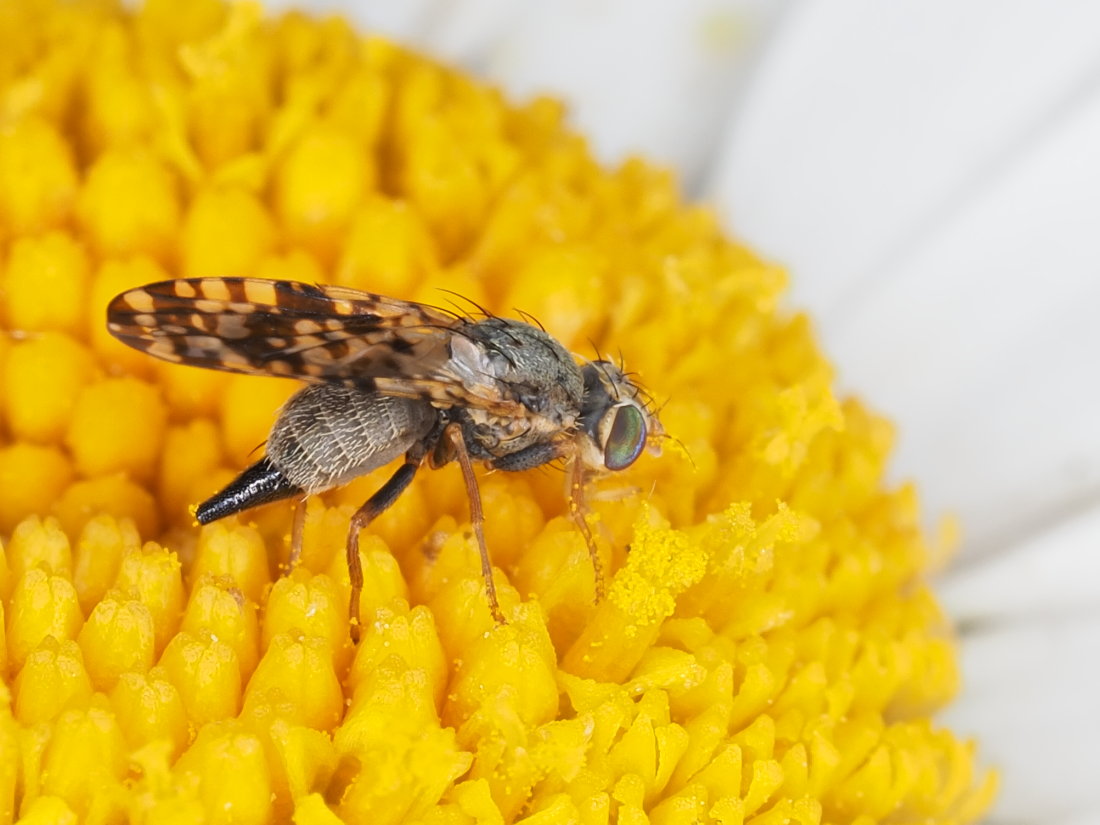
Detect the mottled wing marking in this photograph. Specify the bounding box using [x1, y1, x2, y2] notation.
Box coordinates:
[107, 278, 524, 415]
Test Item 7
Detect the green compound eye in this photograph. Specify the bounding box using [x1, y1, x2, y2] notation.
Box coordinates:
[603, 404, 647, 471]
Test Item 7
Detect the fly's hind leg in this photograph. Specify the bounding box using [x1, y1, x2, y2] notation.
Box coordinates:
[347, 458, 422, 642]
[289, 496, 308, 571]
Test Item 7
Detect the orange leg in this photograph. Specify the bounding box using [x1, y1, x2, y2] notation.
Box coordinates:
[568, 451, 606, 602]
[289, 496, 307, 571]
[443, 423, 505, 624]
[346, 459, 420, 642]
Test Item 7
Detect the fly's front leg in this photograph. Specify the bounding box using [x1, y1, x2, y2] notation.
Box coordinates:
[347, 458, 422, 642]
[444, 422, 505, 624]
[492, 439, 605, 602]
[569, 448, 606, 602]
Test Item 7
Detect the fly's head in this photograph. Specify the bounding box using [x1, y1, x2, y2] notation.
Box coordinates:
[576, 360, 663, 475]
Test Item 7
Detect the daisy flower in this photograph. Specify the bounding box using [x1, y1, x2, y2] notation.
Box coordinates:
[1, 0, 1068, 822]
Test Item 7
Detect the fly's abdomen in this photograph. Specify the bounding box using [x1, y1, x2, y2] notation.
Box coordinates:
[196, 457, 300, 523]
[265, 383, 437, 494]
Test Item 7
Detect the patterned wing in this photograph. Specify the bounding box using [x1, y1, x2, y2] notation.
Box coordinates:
[107, 277, 524, 414]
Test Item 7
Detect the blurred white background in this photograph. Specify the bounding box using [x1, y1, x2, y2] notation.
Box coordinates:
[279, 2, 1100, 821]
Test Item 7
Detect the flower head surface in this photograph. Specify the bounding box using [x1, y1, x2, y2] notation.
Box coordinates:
[0, 1, 995, 823]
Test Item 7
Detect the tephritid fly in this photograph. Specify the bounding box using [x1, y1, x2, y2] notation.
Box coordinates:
[108, 277, 662, 638]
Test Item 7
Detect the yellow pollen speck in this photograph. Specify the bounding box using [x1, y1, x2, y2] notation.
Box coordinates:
[0, 1, 995, 823]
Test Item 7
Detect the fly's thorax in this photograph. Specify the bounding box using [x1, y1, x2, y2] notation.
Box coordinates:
[447, 318, 587, 460]
[459, 318, 585, 417]
[265, 383, 437, 493]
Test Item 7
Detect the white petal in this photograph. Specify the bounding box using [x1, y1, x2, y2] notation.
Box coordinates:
[479, 0, 787, 186]
[939, 503, 1100, 622]
[710, 1, 1100, 314]
[826, 87, 1100, 557]
[941, 614, 1100, 822]
[937, 504, 1100, 824]
[938, 506, 1100, 820]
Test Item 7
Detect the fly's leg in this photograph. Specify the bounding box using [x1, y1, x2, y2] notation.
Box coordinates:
[347, 459, 421, 642]
[444, 422, 505, 624]
[289, 496, 307, 571]
[569, 449, 606, 602]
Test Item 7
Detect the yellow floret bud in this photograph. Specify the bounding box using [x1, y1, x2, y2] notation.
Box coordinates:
[110, 669, 190, 759]
[0, 233, 89, 333]
[182, 186, 277, 279]
[53, 473, 161, 541]
[478, 477, 545, 570]
[348, 603, 446, 707]
[443, 603, 559, 733]
[114, 542, 185, 652]
[564, 512, 707, 682]
[255, 248, 326, 284]
[262, 724, 338, 815]
[65, 376, 168, 483]
[13, 638, 93, 725]
[71, 514, 142, 614]
[78, 26, 157, 153]
[181, 576, 260, 680]
[158, 631, 241, 725]
[0, 543, 8, 616]
[292, 792, 344, 825]
[75, 150, 180, 263]
[218, 374, 298, 467]
[6, 515, 72, 580]
[503, 245, 607, 346]
[39, 705, 128, 822]
[2, 333, 96, 443]
[191, 522, 270, 605]
[262, 570, 345, 657]
[323, 531, 408, 627]
[7, 569, 83, 670]
[335, 659, 472, 824]
[335, 195, 439, 296]
[0, 444, 73, 534]
[0, 117, 78, 234]
[159, 419, 225, 525]
[13, 795, 78, 825]
[77, 594, 156, 690]
[274, 124, 374, 264]
[243, 633, 343, 731]
[173, 722, 274, 825]
[156, 365, 230, 423]
[0, 708, 14, 822]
